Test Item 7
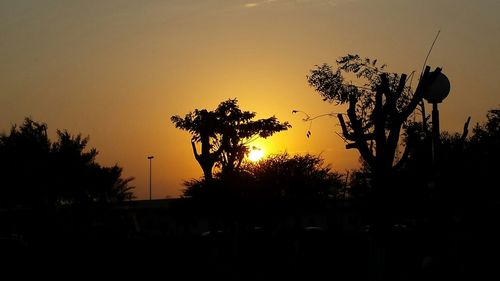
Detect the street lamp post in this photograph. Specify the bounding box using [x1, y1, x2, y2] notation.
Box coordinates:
[147, 156, 154, 200]
[423, 69, 450, 175]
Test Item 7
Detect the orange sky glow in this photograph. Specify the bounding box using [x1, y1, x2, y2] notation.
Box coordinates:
[1, 0, 499, 199]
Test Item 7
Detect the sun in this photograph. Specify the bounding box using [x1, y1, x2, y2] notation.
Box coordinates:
[248, 147, 265, 162]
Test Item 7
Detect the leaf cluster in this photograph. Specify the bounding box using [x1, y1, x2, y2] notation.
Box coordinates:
[308, 54, 414, 132]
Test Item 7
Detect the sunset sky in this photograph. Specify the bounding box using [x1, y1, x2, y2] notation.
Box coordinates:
[1, 0, 499, 199]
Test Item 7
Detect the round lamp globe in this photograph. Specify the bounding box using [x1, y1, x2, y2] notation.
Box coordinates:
[424, 71, 451, 104]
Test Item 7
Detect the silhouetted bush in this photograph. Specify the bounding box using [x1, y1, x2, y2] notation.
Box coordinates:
[183, 153, 344, 201]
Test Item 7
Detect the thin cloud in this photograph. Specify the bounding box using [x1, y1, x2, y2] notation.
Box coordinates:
[243, 0, 277, 9]
[243, 0, 356, 9]
[244, 3, 259, 8]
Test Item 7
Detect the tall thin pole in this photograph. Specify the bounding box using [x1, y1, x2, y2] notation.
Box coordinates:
[431, 103, 440, 171]
[148, 156, 154, 200]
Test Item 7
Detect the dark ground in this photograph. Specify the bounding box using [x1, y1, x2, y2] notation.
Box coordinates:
[1, 199, 498, 280]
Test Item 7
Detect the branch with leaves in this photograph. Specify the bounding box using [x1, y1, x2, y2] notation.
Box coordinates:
[307, 54, 441, 180]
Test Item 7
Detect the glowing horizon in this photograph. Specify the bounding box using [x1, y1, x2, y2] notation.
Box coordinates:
[1, 0, 499, 199]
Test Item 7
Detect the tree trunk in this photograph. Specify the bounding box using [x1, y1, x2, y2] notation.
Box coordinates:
[202, 163, 214, 182]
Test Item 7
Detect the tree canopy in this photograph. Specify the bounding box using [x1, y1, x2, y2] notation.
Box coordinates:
[307, 54, 442, 186]
[171, 99, 291, 181]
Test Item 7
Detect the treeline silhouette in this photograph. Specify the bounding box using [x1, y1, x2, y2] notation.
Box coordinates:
[0, 118, 134, 209]
[164, 109, 499, 280]
[1, 55, 499, 279]
[164, 54, 500, 279]
[183, 153, 344, 201]
[0, 118, 136, 270]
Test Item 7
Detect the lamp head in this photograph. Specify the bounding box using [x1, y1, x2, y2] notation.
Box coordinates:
[424, 71, 450, 104]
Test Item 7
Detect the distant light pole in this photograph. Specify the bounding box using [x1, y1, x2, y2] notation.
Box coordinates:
[147, 156, 154, 200]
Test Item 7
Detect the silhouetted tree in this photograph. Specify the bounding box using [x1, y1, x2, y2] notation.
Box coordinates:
[51, 130, 134, 205]
[0, 118, 135, 209]
[51, 130, 97, 205]
[307, 55, 443, 192]
[0, 118, 52, 207]
[91, 164, 135, 203]
[171, 99, 290, 182]
[459, 107, 500, 204]
[470, 107, 500, 152]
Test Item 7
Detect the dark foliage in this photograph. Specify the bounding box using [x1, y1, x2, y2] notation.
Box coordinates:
[242, 153, 343, 200]
[182, 153, 344, 201]
[307, 54, 443, 188]
[171, 99, 290, 181]
[0, 118, 134, 209]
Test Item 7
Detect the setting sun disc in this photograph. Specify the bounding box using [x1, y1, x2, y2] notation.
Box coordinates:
[248, 148, 264, 162]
